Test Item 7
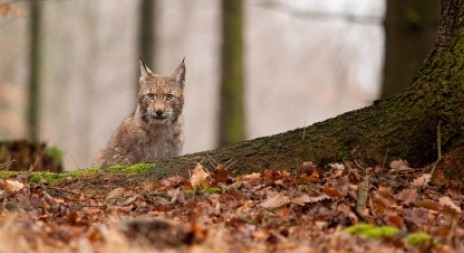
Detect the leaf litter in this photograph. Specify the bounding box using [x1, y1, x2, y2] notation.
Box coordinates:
[0, 160, 463, 252]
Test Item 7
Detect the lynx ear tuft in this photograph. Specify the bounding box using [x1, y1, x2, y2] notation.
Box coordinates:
[139, 58, 153, 82]
[172, 58, 186, 88]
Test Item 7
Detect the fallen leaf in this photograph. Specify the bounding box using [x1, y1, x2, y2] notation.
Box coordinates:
[323, 185, 344, 197]
[105, 187, 126, 200]
[389, 159, 411, 171]
[396, 188, 418, 204]
[191, 164, 210, 188]
[260, 192, 291, 209]
[411, 174, 431, 187]
[292, 194, 329, 206]
[439, 196, 462, 213]
[212, 164, 228, 185]
[402, 207, 434, 226]
[0, 179, 25, 192]
[415, 199, 441, 211]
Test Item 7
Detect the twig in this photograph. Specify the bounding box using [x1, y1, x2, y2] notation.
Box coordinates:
[431, 120, 443, 177]
[0, 160, 15, 170]
[295, 125, 307, 177]
[382, 148, 389, 169]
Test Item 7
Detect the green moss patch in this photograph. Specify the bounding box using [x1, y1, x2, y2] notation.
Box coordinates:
[0, 163, 155, 184]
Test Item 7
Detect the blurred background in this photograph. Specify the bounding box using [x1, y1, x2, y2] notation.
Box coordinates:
[0, 0, 440, 170]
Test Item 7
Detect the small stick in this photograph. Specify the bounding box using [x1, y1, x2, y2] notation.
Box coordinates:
[431, 120, 443, 177]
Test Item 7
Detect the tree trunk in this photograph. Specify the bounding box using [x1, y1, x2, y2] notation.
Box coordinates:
[137, 0, 156, 91]
[28, 0, 42, 141]
[218, 0, 246, 147]
[381, 0, 440, 99]
[141, 0, 464, 180]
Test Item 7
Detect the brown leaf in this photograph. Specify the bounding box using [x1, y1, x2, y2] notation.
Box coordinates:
[212, 164, 229, 186]
[415, 199, 441, 211]
[402, 207, 434, 226]
[385, 212, 404, 228]
[191, 164, 210, 188]
[260, 192, 291, 209]
[323, 185, 344, 197]
[396, 188, 418, 204]
[292, 194, 329, 206]
[389, 159, 411, 171]
[105, 187, 126, 200]
[439, 196, 462, 213]
[412, 173, 431, 187]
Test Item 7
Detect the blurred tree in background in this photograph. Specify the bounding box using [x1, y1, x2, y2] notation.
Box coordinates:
[28, 0, 42, 141]
[381, 0, 440, 99]
[137, 0, 156, 91]
[218, 0, 245, 147]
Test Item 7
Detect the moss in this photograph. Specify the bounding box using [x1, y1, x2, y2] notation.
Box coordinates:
[405, 232, 433, 246]
[45, 147, 63, 167]
[0, 163, 155, 184]
[0, 171, 21, 178]
[29, 168, 103, 184]
[106, 163, 154, 174]
[345, 224, 400, 239]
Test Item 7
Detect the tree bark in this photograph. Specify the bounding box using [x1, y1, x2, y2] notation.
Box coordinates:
[142, 0, 464, 180]
[381, 0, 440, 99]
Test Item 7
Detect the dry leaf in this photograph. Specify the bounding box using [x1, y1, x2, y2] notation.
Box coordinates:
[0, 179, 24, 192]
[439, 196, 462, 213]
[323, 185, 344, 197]
[411, 173, 431, 187]
[292, 194, 329, 206]
[212, 164, 228, 185]
[105, 187, 126, 200]
[191, 163, 210, 188]
[389, 159, 411, 171]
[396, 188, 418, 204]
[415, 199, 441, 211]
[260, 192, 291, 209]
[168, 188, 185, 204]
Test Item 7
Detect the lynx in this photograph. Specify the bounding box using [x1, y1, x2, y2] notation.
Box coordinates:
[93, 59, 186, 168]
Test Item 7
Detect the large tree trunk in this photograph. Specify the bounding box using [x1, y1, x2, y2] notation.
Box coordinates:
[142, 0, 464, 180]
[381, 0, 440, 99]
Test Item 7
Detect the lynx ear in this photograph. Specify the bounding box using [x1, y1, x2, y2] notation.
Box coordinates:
[139, 58, 153, 83]
[171, 58, 186, 88]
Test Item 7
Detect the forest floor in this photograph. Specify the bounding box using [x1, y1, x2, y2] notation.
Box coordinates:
[0, 158, 462, 253]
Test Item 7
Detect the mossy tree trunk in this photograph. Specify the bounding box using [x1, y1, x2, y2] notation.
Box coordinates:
[218, 0, 246, 147]
[142, 0, 464, 180]
[381, 0, 441, 99]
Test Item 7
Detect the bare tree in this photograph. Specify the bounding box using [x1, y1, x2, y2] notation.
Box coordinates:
[218, 0, 245, 147]
[28, 0, 42, 141]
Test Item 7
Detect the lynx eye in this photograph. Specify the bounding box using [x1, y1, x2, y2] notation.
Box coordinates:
[145, 93, 155, 101]
[165, 93, 175, 102]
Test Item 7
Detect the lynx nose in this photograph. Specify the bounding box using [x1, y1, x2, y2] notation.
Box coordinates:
[155, 110, 164, 116]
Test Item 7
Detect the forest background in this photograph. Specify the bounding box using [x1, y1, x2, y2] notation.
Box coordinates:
[0, 0, 439, 169]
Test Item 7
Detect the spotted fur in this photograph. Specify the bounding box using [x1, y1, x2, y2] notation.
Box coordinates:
[93, 59, 186, 168]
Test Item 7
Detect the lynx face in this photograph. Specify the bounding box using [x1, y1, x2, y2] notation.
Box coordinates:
[137, 60, 186, 124]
